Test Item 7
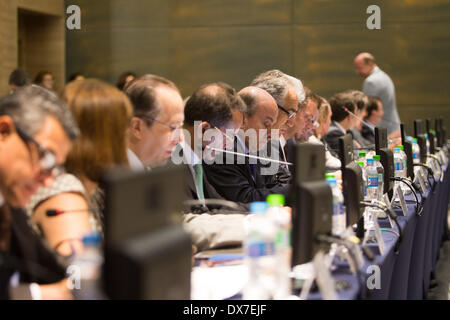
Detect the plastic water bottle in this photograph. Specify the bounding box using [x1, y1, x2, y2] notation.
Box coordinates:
[266, 194, 291, 299]
[365, 158, 379, 201]
[357, 161, 367, 198]
[393, 147, 404, 191]
[364, 159, 379, 230]
[412, 138, 421, 164]
[424, 133, 430, 155]
[373, 155, 384, 200]
[326, 178, 346, 237]
[71, 232, 104, 300]
[243, 202, 277, 300]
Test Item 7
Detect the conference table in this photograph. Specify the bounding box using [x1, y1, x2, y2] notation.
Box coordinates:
[192, 161, 449, 300]
[311, 161, 450, 300]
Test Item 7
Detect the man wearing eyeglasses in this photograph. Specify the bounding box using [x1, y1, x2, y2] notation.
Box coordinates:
[284, 87, 320, 144]
[0, 86, 79, 299]
[125, 75, 184, 170]
[202, 86, 292, 203]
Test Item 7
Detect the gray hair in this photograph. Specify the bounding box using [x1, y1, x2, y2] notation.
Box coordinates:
[0, 85, 79, 140]
[285, 75, 306, 111]
[250, 69, 289, 106]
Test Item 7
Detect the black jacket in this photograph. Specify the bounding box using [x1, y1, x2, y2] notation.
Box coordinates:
[172, 145, 249, 212]
[203, 139, 291, 204]
[361, 124, 376, 145]
[0, 205, 66, 299]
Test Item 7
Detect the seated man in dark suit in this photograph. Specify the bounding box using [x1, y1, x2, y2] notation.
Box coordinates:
[203, 86, 291, 203]
[322, 93, 359, 158]
[361, 96, 384, 145]
[173, 82, 249, 212]
[0, 86, 79, 299]
[251, 70, 302, 183]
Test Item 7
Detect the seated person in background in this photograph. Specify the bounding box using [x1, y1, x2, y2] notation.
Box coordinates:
[34, 71, 55, 92]
[124, 75, 247, 251]
[125, 74, 184, 170]
[308, 97, 342, 169]
[322, 93, 359, 158]
[251, 70, 301, 182]
[116, 71, 137, 91]
[0, 86, 79, 299]
[285, 86, 320, 144]
[361, 96, 384, 145]
[344, 90, 372, 148]
[176, 82, 249, 212]
[26, 79, 132, 256]
[203, 86, 291, 203]
[8, 69, 31, 93]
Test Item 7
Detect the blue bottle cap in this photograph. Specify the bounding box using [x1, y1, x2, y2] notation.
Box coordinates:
[250, 201, 268, 214]
[326, 178, 337, 186]
[82, 231, 101, 247]
[367, 158, 374, 164]
[393, 148, 400, 152]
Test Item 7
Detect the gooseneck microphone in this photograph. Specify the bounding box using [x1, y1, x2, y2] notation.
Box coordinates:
[46, 208, 96, 217]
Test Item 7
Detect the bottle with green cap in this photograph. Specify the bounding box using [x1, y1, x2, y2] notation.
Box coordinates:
[244, 201, 276, 300]
[373, 155, 384, 199]
[357, 161, 367, 198]
[265, 194, 291, 299]
[358, 152, 367, 167]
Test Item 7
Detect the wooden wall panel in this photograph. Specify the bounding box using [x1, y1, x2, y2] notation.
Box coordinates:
[0, 0, 64, 95]
[64, 0, 450, 128]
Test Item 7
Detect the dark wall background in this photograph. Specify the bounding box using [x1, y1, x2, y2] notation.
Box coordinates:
[66, 0, 450, 134]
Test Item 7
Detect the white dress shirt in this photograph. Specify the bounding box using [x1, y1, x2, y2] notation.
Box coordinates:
[127, 148, 145, 172]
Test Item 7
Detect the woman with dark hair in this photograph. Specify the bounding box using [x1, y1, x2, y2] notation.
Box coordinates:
[116, 71, 137, 91]
[26, 79, 132, 256]
[34, 71, 55, 91]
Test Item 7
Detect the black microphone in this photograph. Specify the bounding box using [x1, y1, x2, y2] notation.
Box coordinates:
[46, 208, 95, 217]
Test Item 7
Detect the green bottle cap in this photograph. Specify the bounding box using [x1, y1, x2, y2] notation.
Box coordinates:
[267, 194, 285, 207]
[359, 152, 366, 157]
[398, 145, 404, 150]
[325, 173, 336, 179]
[357, 161, 364, 167]
[373, 155, 381, 161]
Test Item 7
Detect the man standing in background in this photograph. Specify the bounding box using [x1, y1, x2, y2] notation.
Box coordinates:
[354, 52, 401, 139]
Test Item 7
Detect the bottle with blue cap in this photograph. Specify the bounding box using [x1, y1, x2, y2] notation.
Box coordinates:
[243, 202, 277, 300]
[71, 231, 104, 300]
[326, 177, 346, 236]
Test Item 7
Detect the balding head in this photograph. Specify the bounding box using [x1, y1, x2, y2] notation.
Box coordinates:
[238, 86, 278, 151]
[354, 52, 376, 78]
[238, 86, 277, 118]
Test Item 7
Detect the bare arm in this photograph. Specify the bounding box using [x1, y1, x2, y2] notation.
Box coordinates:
[32, 192, 92, 256]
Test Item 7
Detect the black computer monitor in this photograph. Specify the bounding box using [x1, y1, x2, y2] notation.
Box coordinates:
[435, 118, 443, 148]
[414, 119, 427, 163]
[426, 119, 436, 154]
[375, 127, 394, 195]
[290, 142, 332, 267]
[338, 133, 354, 170]
[101, 165, 192, 299]
[401, 123, 414, 180]
[338, 134, 364, 230]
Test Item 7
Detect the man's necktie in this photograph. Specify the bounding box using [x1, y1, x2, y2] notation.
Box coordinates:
[193, 164, 205, 200]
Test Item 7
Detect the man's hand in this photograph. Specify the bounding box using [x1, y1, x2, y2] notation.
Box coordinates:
[39, 279, 73, 300]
